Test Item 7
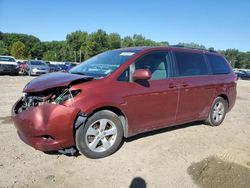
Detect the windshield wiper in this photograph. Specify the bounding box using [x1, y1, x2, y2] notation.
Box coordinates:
[70, 71, 86, 75]
[70, 71, 104, 79]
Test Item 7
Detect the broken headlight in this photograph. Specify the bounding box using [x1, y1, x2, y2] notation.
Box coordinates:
[54, 89, 81, 106]
[20, 88, 81, 111]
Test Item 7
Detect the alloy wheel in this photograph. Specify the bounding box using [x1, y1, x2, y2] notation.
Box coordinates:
[212, 101, 225, 123]
[85, 119, 117, 152]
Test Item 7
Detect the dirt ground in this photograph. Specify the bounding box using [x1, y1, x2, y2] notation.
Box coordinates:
[0, 75, 249, 188]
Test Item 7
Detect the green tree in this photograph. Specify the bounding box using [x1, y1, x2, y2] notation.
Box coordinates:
[66, 31, 88, 51]
[10, 41, 28, 59]
[84, 29, 109, 59]
[1, 33, 40, 56]
[60, 43, 73, 62]
[237, 52, 250, 69]
[43, 51, 58, 61]
[31, 43, 45, 59]
[133, 34, 146, 46]
[108, 33, 121, 49]
[0, 41, 9, 55]
[42, 41, 65, 61]
[158, 41, 169, 46]
[222, 49, 240, 68]
[66, 31, 88, 61]
[178, 42, 206, 49]
[245, 52, 250, 69]
[122, 36, 134, 47]
[122, 34, 166, 47]
[143, 39, 160, 46]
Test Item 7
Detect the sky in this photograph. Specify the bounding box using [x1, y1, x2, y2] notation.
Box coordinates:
[0, 0, 250, 51]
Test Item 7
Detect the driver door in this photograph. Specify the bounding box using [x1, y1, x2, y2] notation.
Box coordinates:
[120, 51, 179, 135]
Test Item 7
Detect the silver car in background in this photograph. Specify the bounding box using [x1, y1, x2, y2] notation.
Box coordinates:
[25, 60, 50, 76]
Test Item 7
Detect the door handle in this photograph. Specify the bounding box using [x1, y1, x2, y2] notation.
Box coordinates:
[182, 82, 188, 87]
[169, 83, 176, 88]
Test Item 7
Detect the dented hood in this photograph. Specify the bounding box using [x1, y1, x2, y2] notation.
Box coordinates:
[23, 72, 93, 93]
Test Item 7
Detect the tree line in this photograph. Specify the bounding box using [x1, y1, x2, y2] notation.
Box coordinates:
[0, 30, 167, 62]
[0, 30, 249, 68]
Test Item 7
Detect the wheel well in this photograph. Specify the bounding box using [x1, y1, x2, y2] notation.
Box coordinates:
[218, 94, 229, 109]
[90, 106, 128, 137]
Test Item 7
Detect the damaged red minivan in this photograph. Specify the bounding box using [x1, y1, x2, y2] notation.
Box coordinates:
[12, 46, 237, 158]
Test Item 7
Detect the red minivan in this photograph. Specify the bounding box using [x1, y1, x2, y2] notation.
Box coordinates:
[12, 47, 237, 158]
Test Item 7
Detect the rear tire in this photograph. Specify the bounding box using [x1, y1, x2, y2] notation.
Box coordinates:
[75, 110, 124, 159]
[205, 97, 227, 126]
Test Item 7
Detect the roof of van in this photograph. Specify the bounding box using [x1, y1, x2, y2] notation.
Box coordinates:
[116, 46, 219, 55]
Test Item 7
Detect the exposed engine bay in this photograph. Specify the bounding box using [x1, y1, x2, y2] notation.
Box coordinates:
[15, 87, 81, 113]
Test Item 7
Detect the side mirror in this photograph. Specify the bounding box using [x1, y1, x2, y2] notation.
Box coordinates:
[132, 69, 151, 81]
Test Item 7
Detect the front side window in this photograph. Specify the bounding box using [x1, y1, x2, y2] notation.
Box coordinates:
[206, 54, 230, 74]
[134, 51, 171, 80]
[174, 52, 209, 76]
[70, 50, 139, 78]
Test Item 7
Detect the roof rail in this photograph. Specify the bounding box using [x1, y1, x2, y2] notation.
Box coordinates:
[170, 45, 217, 53]
[170, 45, 184, 48]
[208, 48, 217, 53]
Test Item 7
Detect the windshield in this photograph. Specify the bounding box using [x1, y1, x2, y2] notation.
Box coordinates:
[70, 50, 139, 77]
[0, 57, 15, 62]
[30, 61, 46, 66]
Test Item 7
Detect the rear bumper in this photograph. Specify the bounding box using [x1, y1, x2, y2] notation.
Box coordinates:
[11, 99, 79, 151]
[228, 85, 237, 112]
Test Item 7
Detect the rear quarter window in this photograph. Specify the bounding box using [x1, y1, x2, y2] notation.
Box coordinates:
[206, 54, 230, 74]
[174, 51, 209, 77]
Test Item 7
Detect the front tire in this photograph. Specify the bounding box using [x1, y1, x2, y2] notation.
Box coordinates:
[75, 110, 124, 159]
[205, 97, 227, 126]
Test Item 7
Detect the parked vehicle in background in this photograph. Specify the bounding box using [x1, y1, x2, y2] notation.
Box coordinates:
[44, 61, 62, 72]
[65, 62, 78, 71]
[234, 70, 250, 80]
[56, 63, 77, 72]
[48, 64, 61, 72]
[57, 64, 68, 72]
[25, 60, 50, 76]
[0, 56, 19, 75]
[12, 47, 237, 158]
[17, 61, 28, 74]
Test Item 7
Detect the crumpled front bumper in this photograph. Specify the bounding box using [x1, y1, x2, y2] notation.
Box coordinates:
[11, 99, 79, 151]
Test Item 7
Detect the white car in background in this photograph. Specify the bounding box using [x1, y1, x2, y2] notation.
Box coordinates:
[0, 56, 19, 75]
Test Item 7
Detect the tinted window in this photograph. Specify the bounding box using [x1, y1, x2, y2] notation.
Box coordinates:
[175, 52, 208, 76]
[206, 54, 230, 74]
[135, 52, 170, 80]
